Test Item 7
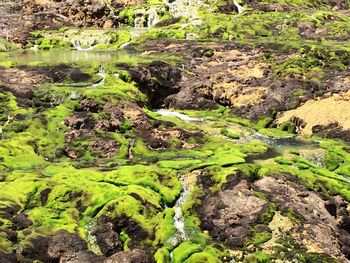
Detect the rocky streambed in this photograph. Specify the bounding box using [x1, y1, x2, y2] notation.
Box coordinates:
[1, 0, 350, 262]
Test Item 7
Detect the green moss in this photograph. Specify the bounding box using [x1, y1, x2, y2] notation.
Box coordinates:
[0, 139, 46, 169]
[0, 39, 18, 52]
[258, 163, 350, 200]
[282, 207, 303, 222]
[243, 251, 273, 263]
[205, 166, 238, 192]
[335, 164, 350, 177]
[104, 164, 181, 205]
[157, 159, 203, 170]
[292, 156, 316, 169]
[120, 119, 133, 132]
[292, 89, 306, 97]
[35, 38, 72, 50]
[240, 141, 268, 155]
[172, 241, 202, 263]
[256, 117, 273, 129]
[299, 253, 339, 263]
[153, 208, 176, 248]
[325, 150, 344, 171]
[259, 204, 277, 224]
[220, 127, 240, 139]
[184, 252, 222, 262]
[275, 156, 293, 165]
[258, 128, 294, 138]
[0, 232, 13, 252]
[154, 247, 171, 263]
[249, 230, 272, 245]
[118, 8, 136, 26]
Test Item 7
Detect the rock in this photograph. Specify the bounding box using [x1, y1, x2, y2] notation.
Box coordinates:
[312, 123, 350, 142]
[64, 112, 95, 130]
[105, 249, 151, 263]
[13, 213, 32, 230]
[103, 19, 114, 29]
[40, 188, 52, 206]
[199, 178, 268, 247]
[0, 252, 17, 263]
[91, 223, 123, 256]
[277, 91, 350, 141]
[47, 230, 88, 262]
[80, 99, 100, 113]
[124, 61, 182, 108]
[254, 176, 350, 260]
[88, 139, 120, 158]
[66, 252, 105, 263]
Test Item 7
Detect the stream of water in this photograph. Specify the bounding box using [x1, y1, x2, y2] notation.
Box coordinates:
[155, 109, 324, 259]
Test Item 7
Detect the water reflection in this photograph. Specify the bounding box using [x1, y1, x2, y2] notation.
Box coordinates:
[0, 49, 142, 64]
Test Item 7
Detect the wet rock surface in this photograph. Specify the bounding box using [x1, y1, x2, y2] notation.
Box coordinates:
[0, 64, 91, 106]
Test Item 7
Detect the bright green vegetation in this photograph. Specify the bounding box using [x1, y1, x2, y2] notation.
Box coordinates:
[1, 47, 349, 261]
[0, 39, 18, 52]
[1, 0, 350, 261]
[29, 29, 133, 50]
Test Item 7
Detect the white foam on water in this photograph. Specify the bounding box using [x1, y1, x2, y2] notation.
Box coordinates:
[156, 109, 205, 122]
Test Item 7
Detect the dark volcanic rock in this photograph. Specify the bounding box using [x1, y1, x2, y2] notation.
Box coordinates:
[13, 213, 32, 230]
[125, 61, 182, 108]
[92, 222, 123, 256]
[312, 123, 350, 142]
[0, 252, 17, 263]
[105, 249, 152, 263]
[199, 177, 268, 247]
[64, 112, 95, 130]
[47, 230, 88, 261]
[40, 188, 52, 205]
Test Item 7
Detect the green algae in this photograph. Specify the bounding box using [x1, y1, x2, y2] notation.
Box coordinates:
[1, 6, 350, 260]
[243, 251, 273, 263]
[249, 230, 272, 245]
[258, 128, 294, 138]
[172, 241, 202, 263]
[260, 162, 350, 200]
[0, 39, 18, 52]
[184, 251, 222, 263]
[154, 247, 171, 262]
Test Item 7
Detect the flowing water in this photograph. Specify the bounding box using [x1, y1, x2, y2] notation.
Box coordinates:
[155, 109, 324, 258]
[72, 39, 95, 51]
[166, 0, 203, 18]
[233, 0, 244, 13]
[156, 109, 206, 122]
[134, 6, 160, 28]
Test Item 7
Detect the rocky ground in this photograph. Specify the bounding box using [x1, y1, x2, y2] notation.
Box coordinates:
[0, 0, 350, 262]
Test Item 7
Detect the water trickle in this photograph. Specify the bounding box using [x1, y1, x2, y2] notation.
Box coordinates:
[88, 65, 106, 89]
[168, 171, 200, 262]
[169, 173, 190, 247]
[166, 0, 203, 18]
[233, 0, 244, 14]
[156, 109, 205, 122]
[299, 149, 326, 167]
[134, 7, 160, 29]
[72, 39, 95, 51]
[86, 221, 101, 254]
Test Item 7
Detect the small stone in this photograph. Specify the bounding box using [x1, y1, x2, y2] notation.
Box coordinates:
[103, 20, 114, 29]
